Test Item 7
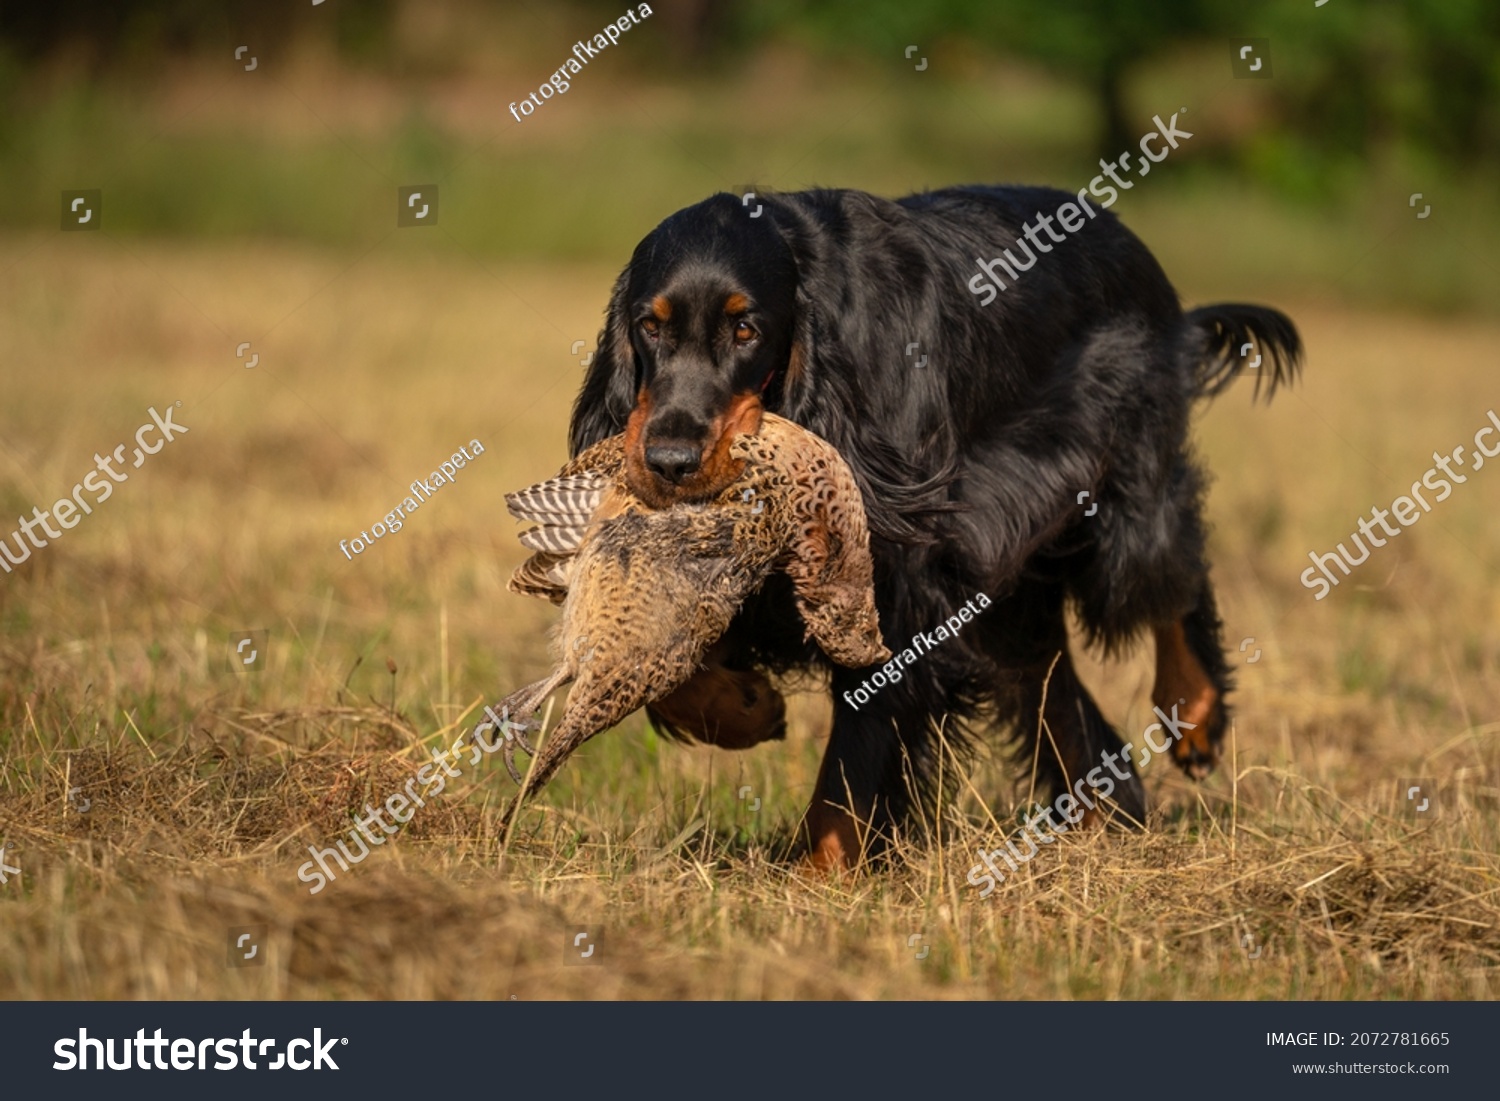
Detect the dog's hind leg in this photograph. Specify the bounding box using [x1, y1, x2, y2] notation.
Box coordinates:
[1010, 649, 1148, 829]
[1151, 574, 1232, 780]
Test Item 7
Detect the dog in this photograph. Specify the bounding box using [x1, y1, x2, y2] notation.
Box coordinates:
[567, 184, 1302, 870]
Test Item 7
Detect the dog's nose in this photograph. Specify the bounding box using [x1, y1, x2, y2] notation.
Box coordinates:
[644, 444, 702, 484]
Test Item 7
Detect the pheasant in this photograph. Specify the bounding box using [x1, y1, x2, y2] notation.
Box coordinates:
[474, 412, 889, 816]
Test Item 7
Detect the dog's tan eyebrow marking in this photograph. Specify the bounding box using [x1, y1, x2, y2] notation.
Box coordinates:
[650, 296, 672, 321]
[723, 293, 750, 315]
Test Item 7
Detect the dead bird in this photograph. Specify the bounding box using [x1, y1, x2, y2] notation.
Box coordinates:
[474, 411, 889, 809]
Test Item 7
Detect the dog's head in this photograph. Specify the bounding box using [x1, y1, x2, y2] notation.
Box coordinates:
[573, 193, 805, 507]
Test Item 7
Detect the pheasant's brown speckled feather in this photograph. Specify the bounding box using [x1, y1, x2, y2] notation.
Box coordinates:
[484, 414, 887, 814]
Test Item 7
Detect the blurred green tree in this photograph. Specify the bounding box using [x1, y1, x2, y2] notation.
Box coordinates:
[955, 0, 1224, 159]
[747, 0, 1225, 158]
[1256, 0, 1500, 167]
[746, 0, 1500, 176]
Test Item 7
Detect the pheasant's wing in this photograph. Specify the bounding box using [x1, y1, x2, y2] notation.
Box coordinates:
[505, 435, 626, 601]
[508, 552, 572, 605]
[751, 414, 890, 668]
[509, 472, 608, 549]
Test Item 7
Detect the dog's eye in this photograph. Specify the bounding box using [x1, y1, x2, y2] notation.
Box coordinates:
[733, 321, 757, 345]
[640, 318, 660, 339]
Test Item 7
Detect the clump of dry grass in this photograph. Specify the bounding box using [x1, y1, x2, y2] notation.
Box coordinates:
[2, 694, 1496, 999]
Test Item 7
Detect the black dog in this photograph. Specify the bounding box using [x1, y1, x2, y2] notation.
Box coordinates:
[568, 185, 1301, 869]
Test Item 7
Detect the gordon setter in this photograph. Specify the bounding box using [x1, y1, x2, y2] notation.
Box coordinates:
[568, 184, 1301, 870]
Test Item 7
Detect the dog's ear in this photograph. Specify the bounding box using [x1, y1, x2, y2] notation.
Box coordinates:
[776, 290, 818, 424]
[764, 199, 958, 547]
[568, 267, 638, 456]
[765, 209, 819, 425]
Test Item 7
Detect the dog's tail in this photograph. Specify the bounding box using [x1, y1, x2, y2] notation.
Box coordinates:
[1176, 304, 1302, 403]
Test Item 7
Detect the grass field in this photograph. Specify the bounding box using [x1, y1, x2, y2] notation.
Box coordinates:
[1, 228, 1497, 1001]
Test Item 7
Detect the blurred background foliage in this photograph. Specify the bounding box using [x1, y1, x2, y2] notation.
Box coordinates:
[0, 0, 1496, 312]
[756, 0, 1500, 173]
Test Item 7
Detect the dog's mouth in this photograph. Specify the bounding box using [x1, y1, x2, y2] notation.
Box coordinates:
[624, 392, 765, 507]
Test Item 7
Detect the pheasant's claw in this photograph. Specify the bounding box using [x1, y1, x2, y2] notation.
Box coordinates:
[494, 714, 540, 785]
[504, 737, 527, 785]
[472, 704, 541, 785]
[511, 719, 538, 756]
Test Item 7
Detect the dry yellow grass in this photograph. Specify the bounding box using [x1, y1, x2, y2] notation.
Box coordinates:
[1, 237, 1497, 1000]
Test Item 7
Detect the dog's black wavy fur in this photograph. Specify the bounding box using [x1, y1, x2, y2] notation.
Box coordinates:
[569, 184, 1301, 862]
